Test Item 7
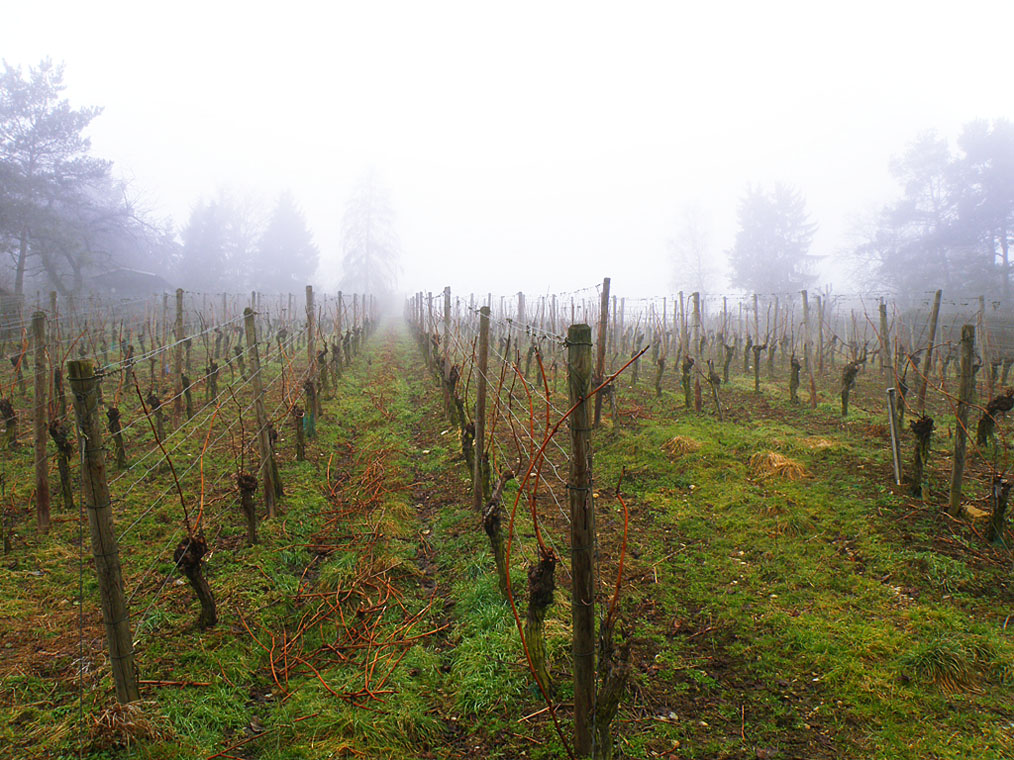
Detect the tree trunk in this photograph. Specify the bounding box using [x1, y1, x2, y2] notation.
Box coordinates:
[14, 228, 28, 296]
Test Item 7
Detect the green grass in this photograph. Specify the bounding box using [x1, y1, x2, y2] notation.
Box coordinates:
[3, 326, 1014, 758]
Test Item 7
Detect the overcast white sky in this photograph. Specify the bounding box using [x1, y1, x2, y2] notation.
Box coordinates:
[5, 0, 1013, 297]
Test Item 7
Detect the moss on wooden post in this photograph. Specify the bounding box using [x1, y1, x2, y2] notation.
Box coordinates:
[68, 359, 140, 704]
[244, 307, 278, 519]
[473, 307, 491, 507]
[917, 290, 942, 413]
[32, 311, 50, 533]
[173, 289, 183, 425]
[949, 325, 976, 517]
[568, 323, 594, 757]
[789, 356, 802, 405]
[292, 406, 306, 461]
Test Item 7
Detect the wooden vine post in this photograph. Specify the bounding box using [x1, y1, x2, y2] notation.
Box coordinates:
[768, 296, 779, 378]
[334, 290, 344, 375]
[691, 292, 701, 358]
[916, 289, 942, 413]
[949, 325, 976, 517]
[425, 292, 434, 368]
[306, 285, 315, 369]
[567, 323, 595, 757]
[32, 311, 51, 533]
[173, 288, 184, 424]
[68, 359, 140, 704]
[443, 286, 452, 365]
[879, 301, 891, 377]
[979, 296, 992, 399]
[817, 295, 825, 375]
[753, 293, 762, 392]
[801, 290, 811, 373]
[473, 306, 491, 508]
[593, 277, 610, 428]
[244, 307, 277, 519]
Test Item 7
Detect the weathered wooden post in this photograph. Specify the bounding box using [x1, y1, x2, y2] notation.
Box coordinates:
[473, 306, 491, 508]
[753, 293, 760, 346]
[678, 291, 687, 359]
[691, 292, 701, 358]
[443, 286, 452, 364]
[286, 403, 302, 464]
[916, 290, 942, 413]
[334, 290, 344, 375]
[159, 292, 169, 391]
[68, 359, 140, 704]
[244, 308, 277, 519]
[768, 296, 779, 378]
[173, 289, 183, 424]
[879, 301, 891, 377]
[752, 293, 763, 392]
[948, 325, 976, 517]
[593, 277, 610, 428]
[801, 290, 811, 373]
[306, 285, 315, 369]
[817, 295, 826, 375]
[303, 380, 317, 439]
[979, 296, 993, 399]
[568, 323, 594, 757]
[32, 312, 50, 533]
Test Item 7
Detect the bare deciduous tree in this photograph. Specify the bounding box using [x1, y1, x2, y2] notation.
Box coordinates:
[668, 201, 717, 294]
[340, 172, 400, 297]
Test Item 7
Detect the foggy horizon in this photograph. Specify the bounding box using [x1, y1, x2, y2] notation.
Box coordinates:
[5, 1, 1014, 298]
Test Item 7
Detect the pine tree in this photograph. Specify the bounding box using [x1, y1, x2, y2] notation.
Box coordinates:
[340, 174, 399, 297]
[254, 192, 318, 291]
[728, 184, 818, 294]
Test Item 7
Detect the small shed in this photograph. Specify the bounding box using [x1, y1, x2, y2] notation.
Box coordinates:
[84, 267, 173, 297]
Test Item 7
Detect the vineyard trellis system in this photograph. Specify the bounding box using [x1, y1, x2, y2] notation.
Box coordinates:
[405, 279, 1014, 759]
[1, 278, 1012, 758]
[1, 286, 377, 750]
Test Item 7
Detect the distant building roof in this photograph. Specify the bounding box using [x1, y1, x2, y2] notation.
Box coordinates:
[85, 267, 173, 296]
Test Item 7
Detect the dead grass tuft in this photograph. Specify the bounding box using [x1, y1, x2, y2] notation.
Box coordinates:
[863, 423, 889, 439]
[90, 700, 171, 750]
[749, 451, 808, 480]
[801, 436, 835, 450]
[661, 435, 702, 458]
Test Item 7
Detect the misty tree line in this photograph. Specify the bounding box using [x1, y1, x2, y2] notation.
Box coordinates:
[854, 122, 1014, 299]
[0, 59, 400, 301]
[684, 120, 1014, 302]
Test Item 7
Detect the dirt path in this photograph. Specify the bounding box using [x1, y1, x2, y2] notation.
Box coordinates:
[266, 322, 479, 759]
